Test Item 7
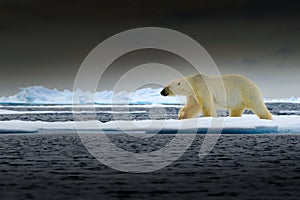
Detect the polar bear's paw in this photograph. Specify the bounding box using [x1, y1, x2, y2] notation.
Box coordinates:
[178, 110, 186, 120]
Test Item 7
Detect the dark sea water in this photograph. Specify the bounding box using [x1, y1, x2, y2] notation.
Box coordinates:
[0, 133, 299, 200]
[0, 103, 299, 200]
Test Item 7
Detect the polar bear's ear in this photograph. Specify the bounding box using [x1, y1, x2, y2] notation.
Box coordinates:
[177, 82, 181, 86]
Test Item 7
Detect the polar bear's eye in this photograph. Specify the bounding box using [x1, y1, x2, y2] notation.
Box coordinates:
[177, 82, 181, 86]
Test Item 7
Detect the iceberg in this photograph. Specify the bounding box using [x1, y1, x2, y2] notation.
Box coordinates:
[264, 96, 300, 103]
[1, 85, 298, 105]
[0, 86, 181, 105]
[0, 115, 300, 134]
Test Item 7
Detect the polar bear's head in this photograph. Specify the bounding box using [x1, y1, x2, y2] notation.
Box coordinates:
[160, 77, 194, 97]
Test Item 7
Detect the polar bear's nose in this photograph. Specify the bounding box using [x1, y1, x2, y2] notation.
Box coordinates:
[160, 88, 169, 96]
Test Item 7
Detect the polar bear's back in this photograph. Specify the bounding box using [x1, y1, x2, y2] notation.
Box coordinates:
[220, 74, 263, 109]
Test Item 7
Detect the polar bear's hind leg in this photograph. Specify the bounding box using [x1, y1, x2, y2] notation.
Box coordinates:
[249, 101, 272, 120]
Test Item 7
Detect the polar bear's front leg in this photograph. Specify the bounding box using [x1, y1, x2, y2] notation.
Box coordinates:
[201, 101, 217, 117]
[178, 106, 200, 119]
[178, 107, 186, 120]
[178, 95, 202, 120]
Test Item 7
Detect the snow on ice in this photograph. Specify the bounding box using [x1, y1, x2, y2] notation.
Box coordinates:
[0, 115, 300, 134]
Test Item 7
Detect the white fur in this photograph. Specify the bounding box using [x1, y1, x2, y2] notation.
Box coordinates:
[162, 74, 272, 120]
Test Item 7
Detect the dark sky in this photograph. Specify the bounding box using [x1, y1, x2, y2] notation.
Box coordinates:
[0, 0, 299, 97]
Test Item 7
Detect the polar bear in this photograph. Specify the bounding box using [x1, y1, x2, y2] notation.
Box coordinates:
[160, 74, 272, 120]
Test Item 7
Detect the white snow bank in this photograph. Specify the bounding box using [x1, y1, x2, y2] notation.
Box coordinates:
[0, 85, 299, 105]
[0, 115, 300, 134]
[0, 109, 20, 114]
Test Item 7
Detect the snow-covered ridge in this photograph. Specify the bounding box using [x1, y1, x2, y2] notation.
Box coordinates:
[0, 86, 299, 105]
[0, 115, 300, 134]
[0, 86, 180, 105]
